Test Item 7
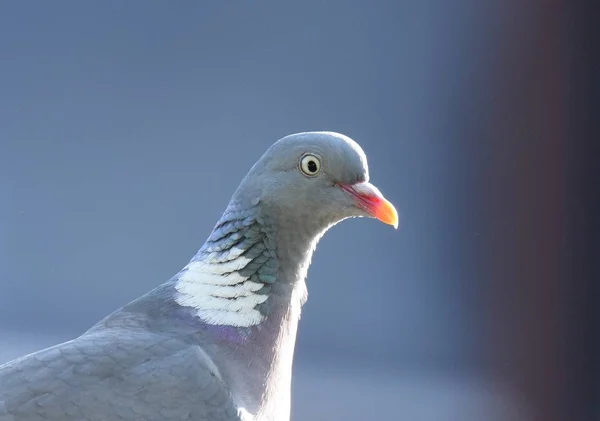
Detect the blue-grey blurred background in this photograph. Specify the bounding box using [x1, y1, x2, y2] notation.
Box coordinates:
[0, 2, 597, 421]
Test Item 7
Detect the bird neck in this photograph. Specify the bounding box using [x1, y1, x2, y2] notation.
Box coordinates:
[169, 203, 322, 419]
[173, 203, 318, 330]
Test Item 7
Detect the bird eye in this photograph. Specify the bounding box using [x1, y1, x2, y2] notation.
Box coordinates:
[299, 154, 322, 177]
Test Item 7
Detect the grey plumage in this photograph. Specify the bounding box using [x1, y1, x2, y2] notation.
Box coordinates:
[0, 132, 397, 421]
[0, 330, 239, 421]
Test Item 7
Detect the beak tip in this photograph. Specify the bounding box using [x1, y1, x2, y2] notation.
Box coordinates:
[390, 214, 399, 230]
[379, 201, 399, 230]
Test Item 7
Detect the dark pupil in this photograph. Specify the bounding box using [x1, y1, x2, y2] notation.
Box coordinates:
[307, 160, 318, 173]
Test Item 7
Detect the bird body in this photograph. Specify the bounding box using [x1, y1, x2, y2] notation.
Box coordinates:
[0, 132, 397, 421]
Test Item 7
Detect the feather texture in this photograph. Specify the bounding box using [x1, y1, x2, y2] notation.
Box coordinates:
[174, 205, 278, 327]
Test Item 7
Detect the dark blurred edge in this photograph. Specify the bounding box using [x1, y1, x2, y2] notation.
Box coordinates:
[575, 0, 600, 418]
[485, 1, 598, 420]
[570, 0, 599, 419]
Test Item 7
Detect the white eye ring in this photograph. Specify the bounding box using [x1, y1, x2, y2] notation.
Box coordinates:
[299, 153, 322, 177]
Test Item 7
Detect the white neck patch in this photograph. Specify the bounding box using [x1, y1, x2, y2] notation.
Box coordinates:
[174, 253, 269, 327]
[173, 205, 320, 328]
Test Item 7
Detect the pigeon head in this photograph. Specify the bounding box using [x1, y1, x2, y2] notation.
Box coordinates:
[233, 131, 398, 235]
[175, 131, 397, 328]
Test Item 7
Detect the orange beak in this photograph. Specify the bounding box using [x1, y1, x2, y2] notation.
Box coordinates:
[340, 182, 399, 229]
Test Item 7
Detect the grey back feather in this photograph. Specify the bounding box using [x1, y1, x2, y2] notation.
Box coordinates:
[0, 328, 243, 421]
